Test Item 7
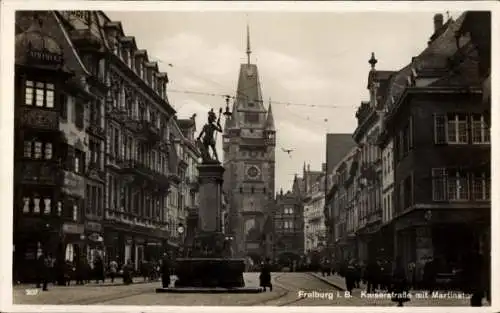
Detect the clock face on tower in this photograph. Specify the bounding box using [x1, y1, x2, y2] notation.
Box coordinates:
[246, 165, 260, 179]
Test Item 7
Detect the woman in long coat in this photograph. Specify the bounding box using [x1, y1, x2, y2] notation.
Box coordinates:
[259, 258, 272, 291]
[390, 256, 411, 306]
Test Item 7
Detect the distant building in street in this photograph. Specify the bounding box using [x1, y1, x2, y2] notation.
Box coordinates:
[222, 27, 276, 261]
[302, 164, 326, 254]
[325, 146, 359, 261]
[176, 115, 201, 249]
[324, 133, 356, 256]
[273, 189, 304, 263]
[352, 54, 395, 263]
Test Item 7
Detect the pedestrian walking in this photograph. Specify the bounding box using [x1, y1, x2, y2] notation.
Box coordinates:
[422, 257, 436, 293]
[109, 259, 118, 283]
[161, 253, 171, 288]
[344, 259, 356, 293]
[321, 258, 331, 277]
[461, 247, 485, 306]
[259, 258, 273, 291]
[365, 258, 379, 293]
[123, 259, 134, 285]
[390, 256, 410, 307]
[35, 254, 50, 291]
[94, 255, 105, 284]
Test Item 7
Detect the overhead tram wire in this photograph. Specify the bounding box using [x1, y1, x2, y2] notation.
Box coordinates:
[167, 88, 357, 110]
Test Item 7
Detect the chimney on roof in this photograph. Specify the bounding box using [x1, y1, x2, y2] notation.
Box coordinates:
[434, 14, 444, 33]
[307, 164, 310, 172]
[322, 163, 326, 173]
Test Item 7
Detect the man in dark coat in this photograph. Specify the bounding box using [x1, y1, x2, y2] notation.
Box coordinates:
[365, 258, 380, 293]
[94, 255, 105, 284]
[259, 258, 273, 291]
[461, 248, 485, 306]
[35, 254, 50, 291]
[391, 256, 410, 307]
[422, 257, 436, 293]
[161, 253, 171, 288]
[344, 259, 356, 293]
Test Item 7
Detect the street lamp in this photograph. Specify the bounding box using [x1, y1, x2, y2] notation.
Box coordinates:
[177, 223, 185, 235]
[223, 95, 233, 118]
[177, 223, 185, 257]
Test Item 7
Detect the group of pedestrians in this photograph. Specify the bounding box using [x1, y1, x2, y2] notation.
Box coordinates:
[33, 252, 169, 291]
[337, 251, 490, 307]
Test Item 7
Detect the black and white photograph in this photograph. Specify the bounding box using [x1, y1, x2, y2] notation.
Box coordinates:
[0, 1, 496, 310]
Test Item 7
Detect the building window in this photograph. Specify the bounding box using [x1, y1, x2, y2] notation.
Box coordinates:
[434, 113, 469, 144]
[472, 171, 490, 201]
[22, 197, 30, 213]
[60, 93, 67, 119]
[24, 80, 55, 108]
[471, 114, 490, 144]
[75, 101, 85, 129]
[447, 113, 468, 144]
[432, 168, 447, 201]
[448, 169, 469, 201]
[23, 140, 53, 160]
[73, 204, 78, 221]
[403, 175, 413, 209]
[43, 198, 51, 214]
[65, 244, 74, 262]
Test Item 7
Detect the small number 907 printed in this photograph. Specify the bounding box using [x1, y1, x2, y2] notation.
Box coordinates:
[25, 288, 40, 296]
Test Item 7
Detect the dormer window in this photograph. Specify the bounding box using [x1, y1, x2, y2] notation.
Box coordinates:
[122, 49, 129, 66]
[152, 76, 156, 90]
[139, 63, 144, 79]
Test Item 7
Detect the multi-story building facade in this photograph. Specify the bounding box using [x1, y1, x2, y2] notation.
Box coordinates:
[352, 54, 394, 263]
[326, 147, 359, 262]
[378, 12, 491, 282]
[56, 11, 110, 266]
[222, 30, 276, 260]
[13, 11, 96, 282]
[302, 164, 326, 254]
[273, 190, 304, 262]
[59, 11, 179, 269]
[324, 133, 356, 258]
[176, 115, 200, 249]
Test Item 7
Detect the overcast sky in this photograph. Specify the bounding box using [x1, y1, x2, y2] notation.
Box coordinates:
[106, 10, 461, 192]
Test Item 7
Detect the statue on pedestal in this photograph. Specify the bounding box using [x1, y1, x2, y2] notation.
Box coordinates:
[196, 108, 223, 163]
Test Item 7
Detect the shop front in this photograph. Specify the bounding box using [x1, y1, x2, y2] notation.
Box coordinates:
[61, 222, 85, 264]
[103, 222, 173, 272]
[84, 220, 104, 265]
[13, 218, 61, 283]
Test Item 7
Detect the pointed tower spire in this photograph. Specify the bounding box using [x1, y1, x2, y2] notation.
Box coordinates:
[265, 98, 275, 131]
[246, 23, 252, 65]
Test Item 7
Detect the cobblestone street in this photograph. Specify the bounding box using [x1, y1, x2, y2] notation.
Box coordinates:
[13, 272, 484, 306]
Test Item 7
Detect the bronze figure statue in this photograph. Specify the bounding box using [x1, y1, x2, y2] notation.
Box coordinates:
[197, 108, 223, 163]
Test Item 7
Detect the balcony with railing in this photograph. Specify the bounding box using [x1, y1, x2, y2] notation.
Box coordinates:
[18, 160, 61, 186]
[86, 118, 105, 139]
[119, 159, 172, 191]
[124, 118, 161, 144]
[105, 208, 168, 230]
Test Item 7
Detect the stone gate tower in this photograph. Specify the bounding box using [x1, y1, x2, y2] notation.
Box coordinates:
[222, 25, 276, 259]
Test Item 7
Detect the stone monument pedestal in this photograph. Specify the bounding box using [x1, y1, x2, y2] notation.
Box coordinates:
[157, 162, 259, 293]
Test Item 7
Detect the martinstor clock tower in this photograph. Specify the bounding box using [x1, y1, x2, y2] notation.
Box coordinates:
[222, 25, 276, 259]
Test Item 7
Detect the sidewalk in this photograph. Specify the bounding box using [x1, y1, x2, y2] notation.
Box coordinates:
[310, 272, 488, 306]
[14, 275, 178, 289]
